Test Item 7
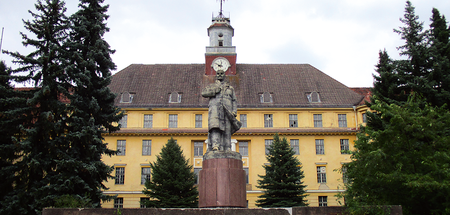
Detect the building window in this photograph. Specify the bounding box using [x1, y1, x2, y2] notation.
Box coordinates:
[120, 92, 133, 103]
[290, 139, 299, 155]
[318, 196, 327, 206]
[317, 166, 327, 183]
[194, 168, 201, 184]
[342, 166, 348, 184]
[307, 92, 321, 103]
[140, 198, 149, 208]
[265, 139, 273, 155]
[119, 115, 127, 128]
[313, 114, 322, 127]
[195, 114, 202, 128]
[117, 140, 126, 156]
[169, 114, 178, 128]
[141, 167, 151, 185]
[264, 114, 273, 128]
[194, 141, 203, 157]
[315, 139, 324, 155]
[362, 112, 367, 123]
[289, 114, 298, 127]
[340, 139, 350, 154]
[240, 114, 247, 128]
[115, 167, 125, 185]
[239, 141, 248, 156]
[114, 197, 123, 208]
[260, 92, 273, 103]
[169, 92, 182, 103]
[244, 168, 249, 184]
[338, 114, 347, 127]
[144, 114, 153, 128]
[142, 140, 151, 156]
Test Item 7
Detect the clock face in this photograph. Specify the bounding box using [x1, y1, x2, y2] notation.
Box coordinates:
[212, 58, 230, 72]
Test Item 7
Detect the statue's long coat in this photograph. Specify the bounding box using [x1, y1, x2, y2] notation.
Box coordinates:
[202, 81, 238, 133]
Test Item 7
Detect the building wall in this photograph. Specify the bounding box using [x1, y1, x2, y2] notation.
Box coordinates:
[101, 106, 368, 208]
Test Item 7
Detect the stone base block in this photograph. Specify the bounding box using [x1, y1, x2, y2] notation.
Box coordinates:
[199, 152, 246, 208]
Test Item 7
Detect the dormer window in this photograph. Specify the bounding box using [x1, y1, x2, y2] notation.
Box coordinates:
[260, 92, 273, 103]
[169, 92, 182, 103]
[307, 92, 321, 103]
[120, 92, 134, 103]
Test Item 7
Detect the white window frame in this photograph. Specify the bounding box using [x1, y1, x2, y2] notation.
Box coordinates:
[240, 114, 247, 128]
[142, 140, 151, 155]
[117, 140, 126, 156]
[265, 139, 273, 155]
[119, 115, 127, 128]
[290, 139, 299, 155]
[289, 114, 298, 127]
[315, 139, 324, 155]
[141, 167, 151, 185]
[144, 114, 153, 128]
[194, 141, 203, 157]
[264, 114, 273, 128]
[239, 141, 248, 156]
[115, 167, 125, 185]
[318, 196, 327, 206]
[317, 166, 327, 183]
[195, 114, 202, 128]
[168, 114, 178, 128]
[340, 139, 350, 154]
[338, 114, 347, 127]
[313, 114, 322, 128]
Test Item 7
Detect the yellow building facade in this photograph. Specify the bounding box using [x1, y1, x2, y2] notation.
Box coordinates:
[101, 106, 368, 208]
[101, 10, 369, 209]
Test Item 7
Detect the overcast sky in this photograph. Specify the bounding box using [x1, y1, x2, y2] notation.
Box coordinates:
[1, 0, 450, 87]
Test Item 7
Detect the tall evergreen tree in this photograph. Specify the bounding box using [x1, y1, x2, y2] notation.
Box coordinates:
[54, 0, 122, 206]
[393, 1, 431, 101]
[371, 50, 408, 106]
[428, 8, 450, 107]
[343, 95, 450, 215]
[256, 134, 308, 208]
[142, 137, 198, 208]
[1, 1, 70, 214]
[0, 61, 34, 214]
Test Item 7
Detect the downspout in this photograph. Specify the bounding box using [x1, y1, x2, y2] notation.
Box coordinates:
[353, 106, 358, 130]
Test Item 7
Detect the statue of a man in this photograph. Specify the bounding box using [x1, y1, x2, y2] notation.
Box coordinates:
[202, 69, 241, 152]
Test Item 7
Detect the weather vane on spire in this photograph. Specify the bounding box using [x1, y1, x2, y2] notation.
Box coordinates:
[218, 0, 226, 17]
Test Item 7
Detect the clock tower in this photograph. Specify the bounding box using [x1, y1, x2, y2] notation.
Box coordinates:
[205, 7, 237, 75]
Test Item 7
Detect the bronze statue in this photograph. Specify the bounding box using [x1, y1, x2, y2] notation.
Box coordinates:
[202, 70, 241, 151]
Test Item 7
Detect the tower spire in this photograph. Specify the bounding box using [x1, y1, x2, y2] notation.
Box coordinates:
[218, 0, 225, 18]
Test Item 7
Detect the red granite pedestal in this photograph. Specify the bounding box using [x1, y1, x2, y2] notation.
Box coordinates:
[198, 152, 246, 208]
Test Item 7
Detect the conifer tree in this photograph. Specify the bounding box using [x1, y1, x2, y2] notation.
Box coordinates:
[0, 61, 34, 214]
[142, 137, 198, 208]
[56, 0, 122, 206]
[1, 1, 70, 214]
[344, 95, 450, 215]
[428, 8, 450, 107]
[256, 134, 308, 208]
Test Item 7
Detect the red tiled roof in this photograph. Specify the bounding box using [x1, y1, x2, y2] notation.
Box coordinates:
[109, 64, 364, 109]
[350, 87, 372, 105]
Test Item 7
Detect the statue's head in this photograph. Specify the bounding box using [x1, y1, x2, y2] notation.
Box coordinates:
[216, 69, 225, 81]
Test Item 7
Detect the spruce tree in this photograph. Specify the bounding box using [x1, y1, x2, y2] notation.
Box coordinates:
[256, 134, 308, 208]
[55, 0, 122, 206]
[142, 137, 198, 208]
[428, 8, 450, 107]
[371, 50, 407, 106]
[0, 61, 34, 214]
[393, 1, 431, 101]
[1, 1, 70, 214]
